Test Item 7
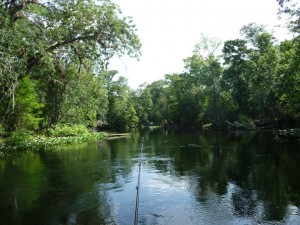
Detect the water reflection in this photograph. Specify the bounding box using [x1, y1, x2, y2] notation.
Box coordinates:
[0, 130, 299, 224]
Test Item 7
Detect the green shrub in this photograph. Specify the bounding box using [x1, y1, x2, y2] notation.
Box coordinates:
[14, 76, 44, 131]
[0, 123, 108, 153]
[8, 129, 34, 146]
[238, 114, 252, 124]
[48, 124, 90, 137]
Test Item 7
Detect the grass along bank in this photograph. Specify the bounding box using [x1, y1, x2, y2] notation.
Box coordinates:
[0, 124, 108, 156]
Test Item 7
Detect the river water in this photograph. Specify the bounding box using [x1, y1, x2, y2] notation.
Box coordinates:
[0, 129, 299, 225]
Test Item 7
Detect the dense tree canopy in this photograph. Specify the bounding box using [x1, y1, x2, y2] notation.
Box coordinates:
[0, 0, 299, 133]
[0, 0, 141, 131]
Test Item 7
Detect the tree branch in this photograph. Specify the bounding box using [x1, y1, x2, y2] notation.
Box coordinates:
[25, 34, 98, 74]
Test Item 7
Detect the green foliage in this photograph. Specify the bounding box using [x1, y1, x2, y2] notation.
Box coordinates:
[277, 0, 300, 33]
[1, 132, 107, 152]
[1, 126, 107, 152]
[0, 0, 299, 134]
[132, 84, 154, 125]
[59, 64, 108, 127]
[48, 124, 90, 137]
[0, 124, 4, 144]
[238, 114, 252, 124]
[133, 26, 299, 128]
[276, 39, 300, 118]
[14, 76, 44, 131]
[8, 129, 34, 146]
[142, 80, 169, 125]
[0, 0, 141, 131]
[107, 76, 139, 129]
[222, 39, 249, 114]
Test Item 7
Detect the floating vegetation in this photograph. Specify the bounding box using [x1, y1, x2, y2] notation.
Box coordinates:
[274, 128, 300, 140]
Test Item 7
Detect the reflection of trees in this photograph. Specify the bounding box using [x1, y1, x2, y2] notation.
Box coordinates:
[0, 153, 46, 225]
[0, 130, 299, 224]
[0, 140, 138, 225]
[231, 187, 257, 217]
[146, 130, 300, 222]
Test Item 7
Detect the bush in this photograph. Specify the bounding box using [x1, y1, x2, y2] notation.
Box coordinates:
[238, 114, 252, 124]
[0, 129, 107, 153]
[0, 123, 108, 154]
[8, 129, 34, 146]
[48, 124, 90, 137]
[14, 76, 44, 131]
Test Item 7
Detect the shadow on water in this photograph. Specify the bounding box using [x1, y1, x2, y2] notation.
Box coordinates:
[0, 129, 299, 224]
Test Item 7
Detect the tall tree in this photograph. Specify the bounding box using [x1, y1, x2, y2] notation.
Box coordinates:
[276, 0, 300, 122]
[240, 23, 279, 119]
[132, 83, 153, 126]
[147, 80, 170, 125]
[58, 63, 109, 127]
[107, 76, 138, 129]
[276, 39, 300, 120]
[0, 0, 141, 130]
[222, 39, 250, 114]
[182, 35, 233, 124]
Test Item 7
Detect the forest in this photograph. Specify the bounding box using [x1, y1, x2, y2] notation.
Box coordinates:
[0, 0, 299, 143]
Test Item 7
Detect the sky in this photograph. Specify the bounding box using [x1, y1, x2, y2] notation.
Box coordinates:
[109, 0, 291, 89]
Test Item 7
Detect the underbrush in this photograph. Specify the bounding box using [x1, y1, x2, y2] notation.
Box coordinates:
[48, 124, 90, 137]
[0, 125, 107, 156]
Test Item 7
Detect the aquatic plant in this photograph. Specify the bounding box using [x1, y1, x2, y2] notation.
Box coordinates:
[0, 130, 107, 155]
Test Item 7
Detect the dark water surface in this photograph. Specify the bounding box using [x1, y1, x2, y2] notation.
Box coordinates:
[0, 130, 300, 225]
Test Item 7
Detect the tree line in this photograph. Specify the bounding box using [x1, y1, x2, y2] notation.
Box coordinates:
[133, 22, 299, 128]
[0, 0, 299, 134]
[132, 0, 300, 129]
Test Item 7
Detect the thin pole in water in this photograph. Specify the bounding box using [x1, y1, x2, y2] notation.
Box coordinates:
[134, 137, 144, 225]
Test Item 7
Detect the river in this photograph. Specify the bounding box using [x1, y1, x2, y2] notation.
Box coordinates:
[0, 129, 299, 225]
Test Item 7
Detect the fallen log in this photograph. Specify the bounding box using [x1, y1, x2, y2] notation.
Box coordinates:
[225, 120, 246, 129]
[225, 120, 256, 130]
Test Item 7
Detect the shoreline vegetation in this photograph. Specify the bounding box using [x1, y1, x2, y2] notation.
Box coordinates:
[0, 124, 108, 157]
[0, 1, 299, 156]
[0, 124, 298, 159]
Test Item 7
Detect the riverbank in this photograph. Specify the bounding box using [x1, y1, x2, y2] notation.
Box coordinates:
[0, 125, 108, 157]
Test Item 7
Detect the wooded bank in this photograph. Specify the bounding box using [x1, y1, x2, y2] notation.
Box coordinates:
[0, 0, 299, 146]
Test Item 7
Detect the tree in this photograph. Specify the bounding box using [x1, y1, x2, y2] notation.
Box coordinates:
[132, 83, 153, 126]
[222, 39, 250, 115]
[277, 0, 300, 33]
[276, 39, 300, 120]
[59, 63, 109, 127]
[107, 76, 138, 129]
[0, 0, 141, 130]
[182, 35, 231, 124]
[240, 23, 280, 119]
[147, 80, 170, 125]
[276, 0, 300, 123]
